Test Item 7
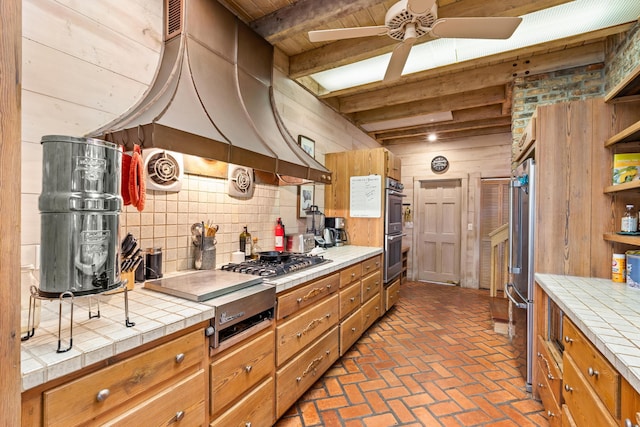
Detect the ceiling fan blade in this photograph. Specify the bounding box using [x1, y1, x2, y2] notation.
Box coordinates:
[407, 0, 436, 16]
[384, 39, 415, 82]
[431, 17, 523, 39]
[308, 25, 388, 43]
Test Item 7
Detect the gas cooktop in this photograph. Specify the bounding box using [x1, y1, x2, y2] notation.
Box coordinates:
[220, 255, 330, 277]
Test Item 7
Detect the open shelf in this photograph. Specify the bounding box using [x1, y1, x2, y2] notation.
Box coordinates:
[604, 180, 640, 193]
[604, 232, 640, 246]
[605, 63, 640, 103]
[605, 119, 640, 147]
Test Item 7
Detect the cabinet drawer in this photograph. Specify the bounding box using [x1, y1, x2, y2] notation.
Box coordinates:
[43, 329, 204, 427]
[563, 353, 617, 427]
[276, 294, 339, 366]
[211, 377, 274, 427]
[362, 255, 382, 276]
[340, 264, 361, 288]
[340, 308, 363, 356]
[361, 270, 381, 303]
[362, 293, 381, 331]
[210, 330, 274, 417]
[276, 327, 339, 418]
[536, 356, 562, 427]
[102, 370, 206, 427]
[536, 335, 563, 407]
[384, 278, 401, 311]
[563, 317, 620, 418]
[277, 273, 339, 319]
[621, 378, 640, 427]
[562, 404, 578, 427]
[339, 281, 361, 319]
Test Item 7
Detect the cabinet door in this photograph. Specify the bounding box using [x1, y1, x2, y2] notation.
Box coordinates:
[276, 294, 339, 366]
[101, 370, 206, 427]
[339, 281, 361, 319]
[362, 294, 381, 331]
[210, 330, 274, 417]
[361, 270, 381, 304]
[339, 308, 362, 356]
[276, 328, 339, 418]
[621, 378, 640, 427]
[385, 278, 401, 311]
[43, 329, 204, 427]
[210, 378, 274, 427]
[277, 273, 339, 319]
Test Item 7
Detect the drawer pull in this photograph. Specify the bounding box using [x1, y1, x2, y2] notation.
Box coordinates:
[547, 410, 556, 418]
[297, 332, 302, 338]
[547, 373, 555, 380]
[96, 389, 110, 402]
[297, 297, 303, 303]
[245, 423, 252, 427]
[624, 419, 632, 427]
[538, 383, 545, 388]
[326, 313, 331, 318]
[564, 336, 574, 344]
[245, 365, 253, 373]
[175, 353, 185, 364]
[351, 327, 357, 332]
[587, 367, 599, 378]
[351, 273, 355, 278]
[174, 411, 185, 422]
[327, 284, 332, 289]
[350, 297, 356, 302]
[564, 384, 574, 392]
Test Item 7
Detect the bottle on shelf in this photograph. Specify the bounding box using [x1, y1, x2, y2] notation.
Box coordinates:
[621, 204, 638, 232]
[275, 218, 285, 252]
[240, 226, 252, 258]
[251, 237, 260, 260]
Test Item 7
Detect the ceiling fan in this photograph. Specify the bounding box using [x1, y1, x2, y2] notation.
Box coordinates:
[308, 0, 522, 82]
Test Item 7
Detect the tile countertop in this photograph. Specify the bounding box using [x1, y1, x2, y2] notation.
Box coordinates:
[20, 245, 382, 392]
[535, 273, 640, 394]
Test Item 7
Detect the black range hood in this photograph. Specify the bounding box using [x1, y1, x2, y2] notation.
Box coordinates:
[91, 0, 331, 185]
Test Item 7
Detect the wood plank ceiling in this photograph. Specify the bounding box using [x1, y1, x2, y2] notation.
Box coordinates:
[219, 0, 632, 145]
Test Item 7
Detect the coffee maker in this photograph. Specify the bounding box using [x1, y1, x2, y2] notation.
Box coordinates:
[325, 217, 348, 247]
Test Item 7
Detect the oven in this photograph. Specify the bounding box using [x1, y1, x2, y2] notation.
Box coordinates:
[384, 177, 406, 283]
[205, 283, 275, 353]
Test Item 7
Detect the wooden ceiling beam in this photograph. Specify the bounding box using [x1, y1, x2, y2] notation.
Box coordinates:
[374, 115, 512, 140]
[380, 125, 512, 145]
[351, 85, 506, 124]
[335, 42, 604, 113]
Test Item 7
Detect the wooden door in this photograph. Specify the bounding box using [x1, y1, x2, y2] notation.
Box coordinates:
[416, 180, 461, 284]
[479, 178, 510, 290]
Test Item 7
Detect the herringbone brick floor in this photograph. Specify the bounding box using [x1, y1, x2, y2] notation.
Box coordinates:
[275, 281, 548, 427]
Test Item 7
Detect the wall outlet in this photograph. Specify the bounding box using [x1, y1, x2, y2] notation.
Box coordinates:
[467, 223, 473, 231]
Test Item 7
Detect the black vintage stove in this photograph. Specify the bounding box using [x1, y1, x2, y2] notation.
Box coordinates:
[220, 255, 330, 277]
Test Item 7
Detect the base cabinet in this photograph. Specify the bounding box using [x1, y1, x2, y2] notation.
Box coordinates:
[621, 378, 640, 427]
[210, 377, 274, 427]
[384, 278, 401, 311]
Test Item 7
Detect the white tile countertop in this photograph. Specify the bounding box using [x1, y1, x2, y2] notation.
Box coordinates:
[20, 245, 382, 392]
[535, 273, 640, 394]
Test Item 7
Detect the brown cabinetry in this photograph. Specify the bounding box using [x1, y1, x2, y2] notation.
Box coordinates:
[33, 328, 207, 427]
[621, 378, 640, 427]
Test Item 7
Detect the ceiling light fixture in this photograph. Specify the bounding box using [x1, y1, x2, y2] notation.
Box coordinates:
[428, 133, 437, 142]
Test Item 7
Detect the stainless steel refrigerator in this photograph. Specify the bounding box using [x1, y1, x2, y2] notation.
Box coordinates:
[507, 157, 535, 393]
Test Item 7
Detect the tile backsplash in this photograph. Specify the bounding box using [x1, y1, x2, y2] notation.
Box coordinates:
[119, 173, 318, 274]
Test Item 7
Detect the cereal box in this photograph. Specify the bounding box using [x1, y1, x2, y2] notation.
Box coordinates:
[613, 153, 640, 185]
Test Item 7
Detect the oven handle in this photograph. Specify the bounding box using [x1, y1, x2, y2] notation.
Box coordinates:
[387, 190, 406, 197]
[505, 283, 527, 309]
[386, 233, 407, 241]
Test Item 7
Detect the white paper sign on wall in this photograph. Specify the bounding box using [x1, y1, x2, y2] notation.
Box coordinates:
[350, 175, 382, 218]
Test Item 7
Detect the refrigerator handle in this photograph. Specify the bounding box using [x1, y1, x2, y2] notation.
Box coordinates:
[505, 284, 527, 309]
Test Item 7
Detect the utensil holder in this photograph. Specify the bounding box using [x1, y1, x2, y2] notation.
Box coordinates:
[196, 237, 216, 270]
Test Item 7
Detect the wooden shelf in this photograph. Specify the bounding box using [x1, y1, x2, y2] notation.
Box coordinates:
[605, 63, 640, 103]
[604, 180, 640, 193]
[604, 119, 640, 147]
[603, 232, 640, 246]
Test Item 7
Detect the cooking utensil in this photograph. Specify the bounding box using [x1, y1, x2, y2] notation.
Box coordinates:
[258, 251, 292, 262]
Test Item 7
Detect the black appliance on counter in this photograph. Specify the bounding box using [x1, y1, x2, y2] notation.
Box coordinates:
[506, 157, 535, 392]
[220, 254, 330, 277]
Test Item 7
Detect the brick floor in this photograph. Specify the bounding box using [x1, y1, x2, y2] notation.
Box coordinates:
[275, 281, 548, 427]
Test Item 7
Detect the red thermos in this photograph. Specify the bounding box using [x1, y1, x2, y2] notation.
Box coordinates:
[275, 218, 284, 252]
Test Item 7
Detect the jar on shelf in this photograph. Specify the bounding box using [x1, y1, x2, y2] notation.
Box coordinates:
[621, 204, 638, 232]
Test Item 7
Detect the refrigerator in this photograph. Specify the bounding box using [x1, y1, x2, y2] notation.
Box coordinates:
[507, 157, 535, 393]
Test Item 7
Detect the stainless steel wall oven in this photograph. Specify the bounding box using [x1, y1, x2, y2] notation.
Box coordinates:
[384, 177, 406, 283]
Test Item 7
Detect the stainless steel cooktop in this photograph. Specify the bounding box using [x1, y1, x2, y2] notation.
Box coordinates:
[143, 269, 263, 302]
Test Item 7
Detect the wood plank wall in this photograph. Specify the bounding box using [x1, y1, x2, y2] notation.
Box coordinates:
[1, 0, 22, 424]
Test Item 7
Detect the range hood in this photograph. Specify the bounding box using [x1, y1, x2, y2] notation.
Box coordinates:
[91, 0, 331, 185]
